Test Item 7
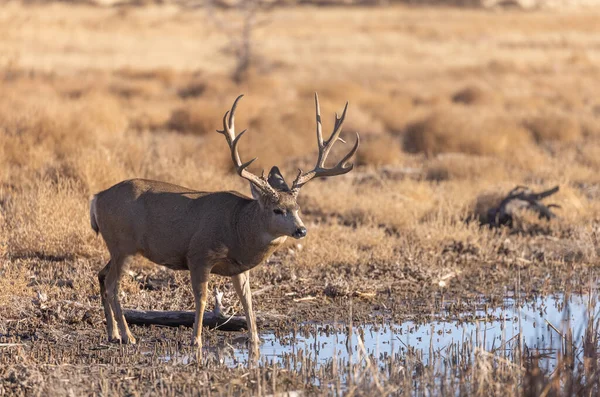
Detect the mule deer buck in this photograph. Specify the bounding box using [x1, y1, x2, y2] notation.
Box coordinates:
[90, 94, 359, 350]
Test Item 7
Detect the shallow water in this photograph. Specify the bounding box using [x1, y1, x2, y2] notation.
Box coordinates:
[163, 292, 599, 376]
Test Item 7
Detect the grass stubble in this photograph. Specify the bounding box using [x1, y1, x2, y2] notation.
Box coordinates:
[0, 2, 600, 395]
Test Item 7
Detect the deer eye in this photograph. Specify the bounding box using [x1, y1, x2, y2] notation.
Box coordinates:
[273, 208, 285, 215]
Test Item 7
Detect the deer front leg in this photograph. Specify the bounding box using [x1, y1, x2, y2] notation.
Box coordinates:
[190, 270, 209, 348]
[98, 261, 120, 343]
[231, 271, 260, 350]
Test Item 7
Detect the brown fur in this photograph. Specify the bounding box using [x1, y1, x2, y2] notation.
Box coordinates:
[92, 178, 294, 347]
[91, 95, 358, 350]
[93, 179, 287, 275]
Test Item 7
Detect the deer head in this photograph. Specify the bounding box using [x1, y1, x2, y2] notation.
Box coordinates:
[217, 94, 360, 240]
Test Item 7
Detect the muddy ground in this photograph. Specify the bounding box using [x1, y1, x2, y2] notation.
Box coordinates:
[1, 214, 598, 395]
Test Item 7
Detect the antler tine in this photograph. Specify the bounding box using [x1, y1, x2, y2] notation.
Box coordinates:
[217, 111, 230, 140]
[228, 94, 243, 132]
[231, 129, 257, 174]
[217, 95, 278, 198]
[292, 96, 359, 192]
[331, 103, 348, 141]
[320, 101, 348, 161]
[315, 93, 323, 147]
[338, 131, 360, 167]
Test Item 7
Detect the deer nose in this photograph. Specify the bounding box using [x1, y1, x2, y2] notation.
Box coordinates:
[293, 227, 307, 239]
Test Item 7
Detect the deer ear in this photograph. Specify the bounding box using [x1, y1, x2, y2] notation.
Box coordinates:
[267, 166, 290, 192]
[250, 182, 263, 201]
[249, 182, 273, 208]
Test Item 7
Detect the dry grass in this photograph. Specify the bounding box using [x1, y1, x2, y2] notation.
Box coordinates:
[524, 111, 583, 143]
[0, 2, 597, 274]
[0, 3, 597, 264]
[0, 2, 599, 395]
[425, 153, 507, 181]
[403, 105, 532, 156]
[167, 99, 224, 135]
[0, 262, 31, 308]
[355, 134, 403, 166]
[3, 179, 101, 259]
[451, 83, 500, 106]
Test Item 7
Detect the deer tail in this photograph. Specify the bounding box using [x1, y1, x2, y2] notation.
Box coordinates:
[90, 195, 99, 234]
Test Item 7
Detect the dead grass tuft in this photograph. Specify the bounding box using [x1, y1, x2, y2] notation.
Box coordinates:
[358, 95, 415, 134]
[524, 111, 582, 143]
[403, 106, 532, 157]
[356, 134, 403, 167]
[0, 90, 127, 157]
[425, 154, 507, 181]
[114, 67, 177, 85]
[3, 179, 101, 258]
[167, 99, 224, 135]
[177, 79, 207, 99]
[580, 116, 600, 138]
[0, 263, 31, 308]
[294, 223, 397, 269]
[451, 84, 499, 106]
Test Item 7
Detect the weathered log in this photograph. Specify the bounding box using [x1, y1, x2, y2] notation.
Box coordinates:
[123, 288, 288, 331]
[124, 288, 248, 331]
[124, 309, 247, 331]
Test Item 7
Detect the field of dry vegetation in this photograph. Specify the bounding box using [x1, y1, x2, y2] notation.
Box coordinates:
[1, 1, 600, 395]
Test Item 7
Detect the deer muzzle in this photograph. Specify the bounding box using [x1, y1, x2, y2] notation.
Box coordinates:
[292, 226, 307, 239]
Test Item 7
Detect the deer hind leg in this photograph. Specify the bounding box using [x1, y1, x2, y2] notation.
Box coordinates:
[104, 254, 136, 344]
[98, 261, 120, 342]
[190, 269, 209, 348]
[232, 271, 260, 351]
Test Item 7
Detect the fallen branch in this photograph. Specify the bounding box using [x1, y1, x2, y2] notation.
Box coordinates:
[484, 185, 560, 227]
[124, 288, 247, 331]
[123, 288, 288, 331]
[124, 309, 247, 331]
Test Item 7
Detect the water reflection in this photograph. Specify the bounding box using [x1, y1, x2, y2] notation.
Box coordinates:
[163, 293, 599, 380]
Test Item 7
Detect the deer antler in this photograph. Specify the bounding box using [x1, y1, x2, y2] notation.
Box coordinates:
[291, 93, 360, 193]
[217, 95, 278, 199]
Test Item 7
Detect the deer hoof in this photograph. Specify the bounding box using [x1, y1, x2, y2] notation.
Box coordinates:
[108, 336, 122, 344]
[120, 335, 137, 345]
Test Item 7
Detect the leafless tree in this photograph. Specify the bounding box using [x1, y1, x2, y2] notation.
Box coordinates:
[206, 0, 270, 83]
